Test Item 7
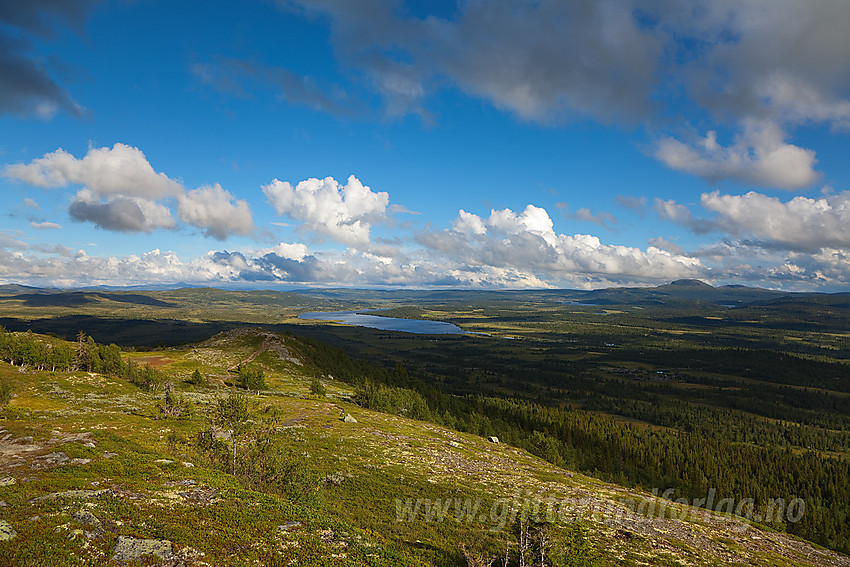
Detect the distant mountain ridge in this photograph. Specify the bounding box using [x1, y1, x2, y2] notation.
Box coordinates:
[579, 279, 791, 306]
[2, 280, 848, 310]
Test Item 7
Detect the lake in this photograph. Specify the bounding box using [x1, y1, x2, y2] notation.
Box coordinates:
[297, 310, 468, 335]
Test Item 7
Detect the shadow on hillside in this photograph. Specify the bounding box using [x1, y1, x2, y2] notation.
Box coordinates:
[0, 316, 236, 347]
[7, 292, 176, 308]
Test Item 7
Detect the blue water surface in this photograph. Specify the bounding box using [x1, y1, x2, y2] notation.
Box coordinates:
[297, 310, 467, 335]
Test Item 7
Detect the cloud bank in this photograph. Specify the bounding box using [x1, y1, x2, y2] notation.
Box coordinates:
[419, 205, 703, 284]
[4, 188, 850, 289]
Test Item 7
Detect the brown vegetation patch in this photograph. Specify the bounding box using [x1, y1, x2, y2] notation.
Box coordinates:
[129, 355, 172, 368]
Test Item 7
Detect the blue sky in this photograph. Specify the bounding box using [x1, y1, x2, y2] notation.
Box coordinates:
[2, 0, 850, 290]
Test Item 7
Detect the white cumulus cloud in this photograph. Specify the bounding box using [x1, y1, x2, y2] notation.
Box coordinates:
[4, 143, 254, 240]
[700, 190, 850, 252]
[452, 210, 487, 235]
[654, 121, 819, 190]
[3, 143, 183, 199]
[653, 189, 850, 255]
[177, 184, 254, 240]
[266, 242, 309, 261]
[262, 175, 389, 247]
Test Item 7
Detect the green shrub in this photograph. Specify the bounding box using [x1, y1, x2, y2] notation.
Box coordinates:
[188, 368, 206, 386]
[126, 359, 165, 391]
[195, 391, 319, 507]
[310, 377, 326, 397]
[551, 519, 598, 567]
[237, 364, 266, 390]
[356, 381, 431, 421]
[214, 390, 249, 426]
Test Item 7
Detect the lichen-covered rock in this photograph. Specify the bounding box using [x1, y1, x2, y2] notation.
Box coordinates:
[32, 451, 70, 468]
[110, 535, 173, 564]
[72, 508, 105, 539]
[30, 489, 109, 502]
[163, 479, 196, 487]
[72, 509, 100, 527]
[179, 487, 219, 505]
[277, 521, 302, 532]
[342, 413, 357, 423]
[0, 520, 16, 541]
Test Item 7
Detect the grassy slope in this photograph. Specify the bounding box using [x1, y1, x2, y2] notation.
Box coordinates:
[0, 329, 848, 566]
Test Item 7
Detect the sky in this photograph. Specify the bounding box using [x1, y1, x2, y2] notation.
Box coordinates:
[2, 0, 850, 291]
